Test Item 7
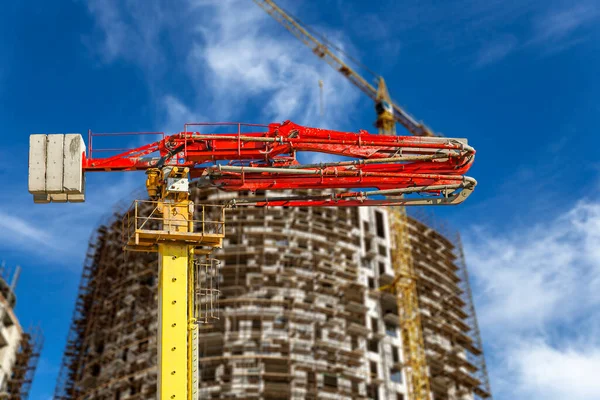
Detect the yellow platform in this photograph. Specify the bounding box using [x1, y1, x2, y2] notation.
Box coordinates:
[122, 199, 226, 253]
[125, 229, 224, 252]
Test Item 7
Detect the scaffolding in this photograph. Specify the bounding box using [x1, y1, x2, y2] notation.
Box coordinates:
[0, 265, 42, 399]
[54, 188, 491, 400]
[407, 217, 492, 400]
[6, 326, 43, 399]
[195, 193, 369, 399]
[455, 234, 492, 400]
[54, 228, 100, 399]
[54, 216, 159, 399]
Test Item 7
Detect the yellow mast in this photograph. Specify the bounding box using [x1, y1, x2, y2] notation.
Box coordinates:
[389, 209, 431, 400]
[126, 167, 225, 400]
[375, 77, 396, 135]
[378, 76, 431, 400]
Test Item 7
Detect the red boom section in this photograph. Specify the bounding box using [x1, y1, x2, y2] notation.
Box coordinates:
[84, 121, 476, 206]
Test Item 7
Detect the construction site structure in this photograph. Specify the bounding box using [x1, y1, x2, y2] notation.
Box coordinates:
[54, 188, 490, 400]
[252, 2, 492, 399]
[30, 119, 476, 400]
[0, 264, 43, 399]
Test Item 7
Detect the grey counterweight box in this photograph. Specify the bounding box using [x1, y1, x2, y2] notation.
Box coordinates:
[28, 134, 86, 203]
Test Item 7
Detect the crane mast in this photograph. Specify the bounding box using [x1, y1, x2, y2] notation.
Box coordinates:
[376, 70, 432, 400]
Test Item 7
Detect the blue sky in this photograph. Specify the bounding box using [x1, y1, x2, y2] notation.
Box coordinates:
[1, 0, 599, 398]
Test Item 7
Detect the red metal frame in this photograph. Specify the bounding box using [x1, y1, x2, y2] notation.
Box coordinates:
[83, 121, 476, 207]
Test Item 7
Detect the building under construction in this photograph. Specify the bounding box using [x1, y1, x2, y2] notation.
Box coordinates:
[54, 188, 491, 400]
[0, 266, 43, 399]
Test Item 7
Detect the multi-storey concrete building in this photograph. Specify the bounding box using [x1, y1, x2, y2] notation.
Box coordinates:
[0, 266, 42, 399]
[55, 188, 491, 400]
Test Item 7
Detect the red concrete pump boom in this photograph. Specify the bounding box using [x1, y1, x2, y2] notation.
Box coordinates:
[30, 120, 477, 400]
[30, 121, 476, 207]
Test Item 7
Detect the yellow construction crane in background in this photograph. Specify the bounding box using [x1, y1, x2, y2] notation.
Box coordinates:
[253, 1, 435, 399]
[318, 79, 324, 117]
[252, 0, 437, 138]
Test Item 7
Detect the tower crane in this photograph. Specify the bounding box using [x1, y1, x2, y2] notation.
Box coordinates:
[30, 120, 475, 399]
[252, 0, 436, 138]
[252, 1, 452, 399]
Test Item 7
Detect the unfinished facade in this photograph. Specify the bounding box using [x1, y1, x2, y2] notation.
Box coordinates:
[54, 188, 491, 399]
[53, 221, 159, 399]
[0, 266, 42, 399]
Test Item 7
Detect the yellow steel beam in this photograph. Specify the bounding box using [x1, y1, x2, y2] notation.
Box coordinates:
[375, 77, 396, 136]
[158, 243, 189, 400]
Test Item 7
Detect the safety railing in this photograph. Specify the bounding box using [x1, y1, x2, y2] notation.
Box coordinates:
[182, 122, 269, 162]
[122, 200, 226, 250]
[88, 130, 164, 160]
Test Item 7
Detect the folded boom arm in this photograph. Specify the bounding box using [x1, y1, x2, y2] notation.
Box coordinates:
[30, 121, 476, 206]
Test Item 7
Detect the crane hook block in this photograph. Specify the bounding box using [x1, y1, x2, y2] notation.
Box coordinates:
[28, 134, 86, 203]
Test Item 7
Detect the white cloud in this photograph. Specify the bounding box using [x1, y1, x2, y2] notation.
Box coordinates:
[0, 211, 55, 248]
[474, 35, 518, 67]
[475, 1, 600, 67]
[531, 3, 600, 44]
[462, 1, 599, 67]
[86, 0, 166, 68]
[463, 200, 600, 399]
[162, 95, 206, 133]
[512, 341, 600, 400]
[186, 0, 361, 127]
[86, 0, 362, 130]
[0, 172, 143, 267]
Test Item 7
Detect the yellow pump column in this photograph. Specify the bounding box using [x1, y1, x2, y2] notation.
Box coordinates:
[158, 243, 189, 399]
[125, 166, 225, 400]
